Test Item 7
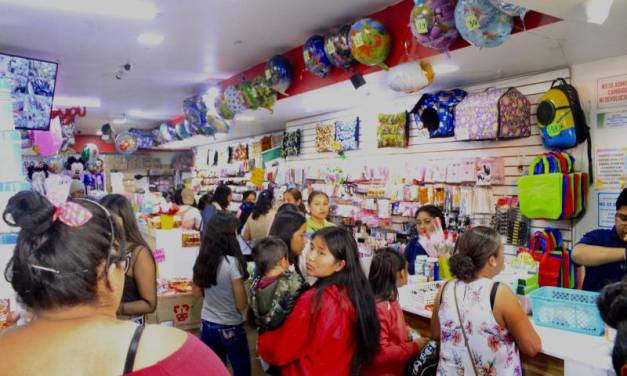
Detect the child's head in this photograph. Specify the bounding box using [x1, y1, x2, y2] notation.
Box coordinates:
[243, 190, 257, 204]
[308, 191, 329, 221]
[368, 247, 408, 301]
[252, 236, 290, 277]
[449, 226, 504, 282]
[597, 278, 627, 375]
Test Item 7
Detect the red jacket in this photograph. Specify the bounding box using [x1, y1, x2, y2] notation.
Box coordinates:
[361, 299, 420, 376]
[258, 284, 357, 376]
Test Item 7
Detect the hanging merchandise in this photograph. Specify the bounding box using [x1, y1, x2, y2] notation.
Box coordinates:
[349, 18, 392, 70]
[224, 85, 248, 114]
[265, 55, 293, 95]
[527, 228, 579, 289]
[237, 81, 259, 110]
[489, 0, 527, 18]
[233, 143, 249, 162]
[31, 116, 63, 157]
[251, 141, 262, 159]
[475, 157, 505, 185]
[271, 134, 284, 148]
[114, 131, 139, 157]
[129, 128, 157, 149]
[377, 112, 408, 148]
[81, 143, 99, 163]
[65, 156, 85, 181]
[315, 123, 336, 153]
[517, 152, 588, 220]
[183, 96, 208, 132]
[46, 155, 65, 174]
[335, 117, 360, 151]
[252, 76, 278, 112]
[27, 162, 49, 195]
[455, 87, 531, 140]
[387, 60, 434, 94]
[411, 89, 467, 138]
[159, 123, 177, 143]
[454, 0, 513, 48]
[281, 129, 302, 158]
[174, 122, 192, 140]
[215, 93, 235, 120]
[410, 0, 459, 52]
[324, 24, 355, 71]
[85, 158, 105, 193]
[303, 35, 333, 78]
[59, 122, 76, 152]
[207, 115, 230, 135]
[260, 135, 273, 151]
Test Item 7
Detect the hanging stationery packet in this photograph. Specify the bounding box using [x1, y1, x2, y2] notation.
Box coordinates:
[315, 123, 336, 153]
[233, 143, 249, 162]
[251, 141, 262, 159]
[475, 157, 505, 186]
[281, 129, 301, 158]
[335, 117, 360, 151]
[411, 89, 467, 138]
[271, 134, 284, 149]
[377, 112, 408, 148]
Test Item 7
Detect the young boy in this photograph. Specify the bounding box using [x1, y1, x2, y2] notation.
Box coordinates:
[249, 236, 308, 330]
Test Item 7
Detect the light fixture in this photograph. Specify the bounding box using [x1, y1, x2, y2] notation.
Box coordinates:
[137, 32, 164, 46]
[235, 115, 255, 122]
[0, 0, 158, 20]
[585, 0, 613, 24]
[431, 63, 460, 75]
[54, 95, 101, 108]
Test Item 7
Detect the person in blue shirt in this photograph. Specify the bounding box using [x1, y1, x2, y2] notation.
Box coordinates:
[573, 188, 627, 291]
[404, 205, 446, 275]
[201, 184, 232, 234]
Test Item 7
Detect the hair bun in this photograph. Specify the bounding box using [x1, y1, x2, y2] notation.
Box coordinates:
[3, 191, 55, 235]
[598, 280, 627, 329]
[449, 253, 476, 282]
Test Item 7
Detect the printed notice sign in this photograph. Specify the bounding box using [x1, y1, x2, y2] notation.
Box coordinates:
[595, 148, 626, 190]
[597, 107, 627, 129]
[597, 74, 627, 109]
[598, 192, 620, 228]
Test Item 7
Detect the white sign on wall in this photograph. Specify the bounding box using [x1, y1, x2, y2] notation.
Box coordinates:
[597, 74, 627, 109]
[598, 192, 620, 228]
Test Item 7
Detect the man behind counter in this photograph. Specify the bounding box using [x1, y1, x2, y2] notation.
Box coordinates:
[573, 188, 627, 291]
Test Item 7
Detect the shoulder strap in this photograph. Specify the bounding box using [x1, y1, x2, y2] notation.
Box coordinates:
[123, 324, 146, 374]
[453, 281, 480, 376]
[438, 279, 452, 305]
[490, 282, 500, 310]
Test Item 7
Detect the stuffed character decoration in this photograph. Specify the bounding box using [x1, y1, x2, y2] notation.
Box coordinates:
[27, 162, 49, 196]
[65, 156, 86, 181]
[85, 158, 105, 193]
[59, 122, 76, 152]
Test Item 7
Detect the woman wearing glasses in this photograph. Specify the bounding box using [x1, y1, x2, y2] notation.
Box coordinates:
[0, 191, 228, 375]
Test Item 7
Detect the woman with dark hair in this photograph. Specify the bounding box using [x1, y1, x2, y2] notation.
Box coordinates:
[198, 192, 213, 212]
[236, 190, 256, 234]
[192, 211, 251, 376]
[243, 189, 276, 245]
[201, 184, 232, 233]
[0, 191, 228, 375]
[363, 248, 426, 376]
[431, 227, 541, 375]
[258, 226, 380, 376]
[283, 188, 307, 214]
[101, 194, 156, 323]
[597, 277, 627, 375]
[404, 205, 446, 274]
[269, 210, 307, 274]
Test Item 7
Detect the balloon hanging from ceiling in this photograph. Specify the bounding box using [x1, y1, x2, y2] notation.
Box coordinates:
[208, 115, 231, 134]
[224, 85, 248, 114]
[409, 0, 459, 51]
[174, 122, 192, 140]
[349, 18, 392, 70]
[303, 35, 333, 78]
[81, 143, 99, 163]
[31, 116, 63, 157]
[159, 123, 177, 143]
[114, 131, 138, 157]
[387, 61, 435, 94]
[238, 81, 259, 110]
[183, 96, 208, 133]
[454, 0, 513, 48]
[324, 24, 355, 71]
[215, 93, 235, 120]
[264, 55, 293, 95]
[488, 0, 527, 18]
[46, 155, 65, 174]
[252, 76, 277, 112]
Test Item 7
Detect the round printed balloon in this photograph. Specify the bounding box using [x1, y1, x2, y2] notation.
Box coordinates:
[303, 35, 333, 78]
[215, 94, 235, 120]
[349, 18, 392, 69]
[324, 25, 354, 71]
[264, 55, 293, 94]
[81, 143, 99, 163]
[455, 0, 513, 48]
[174, 122, 192, 140]
[252, 76, 277, 112]
[46, 155, 65, 174]
[489, 0, 527, 18]
[238, 81, 259, 110]
[209, 115, 231, 134]
[115, 131, 138, 157]
[159, 123, 177, 143]
[410, 0, 459, 51]
[387, 61, 435, 94]
[224, 85, 248, 114]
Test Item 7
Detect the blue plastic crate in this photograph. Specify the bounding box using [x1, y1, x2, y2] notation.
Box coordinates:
[529, 287, 604, 336]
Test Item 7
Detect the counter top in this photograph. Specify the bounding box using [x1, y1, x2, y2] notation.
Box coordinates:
[399, 285, 614, 372]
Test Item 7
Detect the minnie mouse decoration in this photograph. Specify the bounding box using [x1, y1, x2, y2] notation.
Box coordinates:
[27, 162, 49, 195]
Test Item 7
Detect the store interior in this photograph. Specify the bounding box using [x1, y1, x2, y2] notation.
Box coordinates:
[1, 1, 627, 375]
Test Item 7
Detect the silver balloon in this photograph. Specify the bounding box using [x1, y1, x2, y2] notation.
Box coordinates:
[489, 0, 527, 18]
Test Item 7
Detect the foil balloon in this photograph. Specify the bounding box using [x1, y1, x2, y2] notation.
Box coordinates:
[159, 123, 177, 143]
[252, 76, 277, 112]
[324, 25, 354, 71]
[238, 81, 259, 110]
[114, 131, 138, 157]
[489, 0, 527, 18]
[349, 18, 392, 69]
[183, 96, 208, 132]
[455, 0, 513, 48]
[224, 85, 248, 114]
[129, 128, 157, 149]
[208, 115, 231, 134]
[387, 61, 435, 94]
[81, 143, 99, 163]
[215, 94, 235, 120]
[31, 116, 63, 157]
[152, 128, 165, 145]
[174, 122, 192, 140]
[410, 0, 459, 51]
[264, 55, 293, 95]
[303, 35, 333, 78]
[46, 155, 65, 174]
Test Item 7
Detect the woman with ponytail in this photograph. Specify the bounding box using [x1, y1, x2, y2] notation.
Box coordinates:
[431, 226, 541, 375]
[362, 248, 427, 376]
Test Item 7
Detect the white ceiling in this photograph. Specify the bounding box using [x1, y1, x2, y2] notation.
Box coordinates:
[1, 0, 627, 146]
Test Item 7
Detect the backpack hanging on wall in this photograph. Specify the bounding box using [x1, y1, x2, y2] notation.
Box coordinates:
[411, 89, 467, 138]
[536, 78, 592, 180]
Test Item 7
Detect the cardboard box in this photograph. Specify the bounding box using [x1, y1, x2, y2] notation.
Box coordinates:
[146, 293, 202, 331]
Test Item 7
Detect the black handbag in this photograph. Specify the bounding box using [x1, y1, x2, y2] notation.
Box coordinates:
[404, 340, 440, 376]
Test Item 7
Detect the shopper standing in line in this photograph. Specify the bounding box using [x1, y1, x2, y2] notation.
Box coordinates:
[201, 184, 232, 233]
[283, 188, 307, 214]
[101, 194, 157, 324]
[305, 191, 335, 235]
[179, 188, 202, 231]
[431, 227, 541, 375]
[404, 205, 446, 275]
[237, 190, 256, 234]
[257, 226, 380, 376]
[0, 191, 228, 376]
[243, 189, 276, 246]
[192, 212, 251, 376]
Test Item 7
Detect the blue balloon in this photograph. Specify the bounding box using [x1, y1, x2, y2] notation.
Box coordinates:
[454, 0, 513, 48]
[183, 96, 207, 133]
[303, 35, 333, 78]
[264, 55, 293, 95]
[159, 123, 177, 143]
[174, 122, 192, 140]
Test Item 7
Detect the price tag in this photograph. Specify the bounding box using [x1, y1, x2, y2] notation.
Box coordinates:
[353, 33, 364, 48]
[265, 69, 272, 80]
[465, 14, 480, 31]
[546, 123, 562, 137]
[415, 18, 429, 34]
[326, 39, 336, 55]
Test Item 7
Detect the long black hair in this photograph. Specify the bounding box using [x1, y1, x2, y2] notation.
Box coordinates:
[252, 189, 274, 220]
[598, 278, 627, 374]
[416, 204, 446, 230]
[369, 247, 407, 301]
[311, 226, 380, 374]
[193, 211, 249, 288]
[3, 191, 126, 311]
[269, 210, 307, 274]
[100, 194, 150, 251]
[211, 185, 232, 210]
[198, 192, 213, 211]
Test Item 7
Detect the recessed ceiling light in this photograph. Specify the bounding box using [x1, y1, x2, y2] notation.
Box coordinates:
[54, 95, 101, 108]
[432, 63, 460, 75]
[137, 32, 164, 46]
[0, 0, 158, 20]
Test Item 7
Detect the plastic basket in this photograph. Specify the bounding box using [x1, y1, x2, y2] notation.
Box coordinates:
[529, 287, 604, 336]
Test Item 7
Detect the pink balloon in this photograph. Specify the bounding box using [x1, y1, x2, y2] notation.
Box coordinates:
[32, 117, 63, 157]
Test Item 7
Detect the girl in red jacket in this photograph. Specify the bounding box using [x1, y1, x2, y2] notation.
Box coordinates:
[257, 226, 380, 376]
[362, 248, 428, 376]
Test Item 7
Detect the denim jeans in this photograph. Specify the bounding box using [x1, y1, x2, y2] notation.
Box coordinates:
[200, 320, 251, 376]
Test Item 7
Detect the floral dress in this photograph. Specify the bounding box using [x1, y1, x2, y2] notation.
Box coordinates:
[437, 278, 521, 376]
